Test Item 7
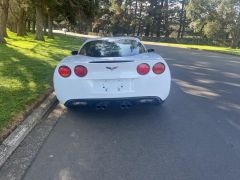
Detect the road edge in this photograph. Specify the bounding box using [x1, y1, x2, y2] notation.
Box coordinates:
[54, 30, 239, 57]
[143, 41, 240, 57]
[0, 92, 58, 168]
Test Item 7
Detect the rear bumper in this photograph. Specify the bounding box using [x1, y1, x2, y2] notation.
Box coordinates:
[64, 96, 163, 107]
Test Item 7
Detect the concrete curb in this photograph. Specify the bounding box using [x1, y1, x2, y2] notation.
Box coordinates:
[0, 92, 57, 168]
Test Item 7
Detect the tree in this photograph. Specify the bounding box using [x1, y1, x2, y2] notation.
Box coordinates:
[155, 0, 164, 37]
[144, 0, 154, 37]
[1, 0, 238, 47]
[45, 0, 60, 38]
[25, 3, 36, 33]
[16, 0, 28, 36]
[34, 0, 45, 41]
[177, 0, 187, 38]
[187, 0, 240, 48]
[163, 0, 170, 37]
[230, 11, 240, 48]
[218, 0, 240, 48]
[0, 0, 9, 43]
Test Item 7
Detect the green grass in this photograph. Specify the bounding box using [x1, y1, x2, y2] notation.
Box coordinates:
[143, 41, 240, 56]
[0, 31, 82, 134]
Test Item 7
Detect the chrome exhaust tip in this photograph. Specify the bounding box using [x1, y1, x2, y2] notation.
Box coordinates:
[120, 102, 132, 109]
[96, 103, 108, 110]
[121, 104, 126, 109]
[96, 105, 101, 110]
[101, 105, 107, 110]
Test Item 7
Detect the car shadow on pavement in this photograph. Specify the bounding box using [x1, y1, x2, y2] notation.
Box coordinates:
[68, 104, 163, 116]
[63, 104, 169, 126]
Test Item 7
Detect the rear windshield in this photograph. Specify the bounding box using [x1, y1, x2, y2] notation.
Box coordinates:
[79, 39, 146, 57]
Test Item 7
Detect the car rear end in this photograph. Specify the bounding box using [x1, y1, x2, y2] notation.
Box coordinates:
[54, 54, 171, 108]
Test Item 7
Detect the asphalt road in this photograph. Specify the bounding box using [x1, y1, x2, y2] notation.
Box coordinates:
[2, 45, 240, 180]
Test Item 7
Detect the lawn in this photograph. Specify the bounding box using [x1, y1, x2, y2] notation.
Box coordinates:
[143, 41, 240, 56]
[0, 32, 82, 137]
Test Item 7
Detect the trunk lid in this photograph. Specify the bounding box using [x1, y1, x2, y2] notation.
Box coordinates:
[61, 53, 163, 79]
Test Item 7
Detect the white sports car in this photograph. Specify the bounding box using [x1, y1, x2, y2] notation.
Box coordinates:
[54, 37, 171, 109]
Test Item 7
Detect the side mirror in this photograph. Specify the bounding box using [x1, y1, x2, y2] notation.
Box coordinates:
[71, 50, 78, 55]
[147, 49, 155, 52]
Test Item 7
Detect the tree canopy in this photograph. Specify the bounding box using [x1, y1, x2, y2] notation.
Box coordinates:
[0, 0, 239, 48]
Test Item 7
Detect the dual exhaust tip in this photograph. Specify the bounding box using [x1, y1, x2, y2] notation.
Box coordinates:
[120, 102, 132, 110]
[96, 104, 108, 110]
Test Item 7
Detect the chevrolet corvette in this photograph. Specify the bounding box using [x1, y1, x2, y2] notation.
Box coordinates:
[53, 37, 171, 109]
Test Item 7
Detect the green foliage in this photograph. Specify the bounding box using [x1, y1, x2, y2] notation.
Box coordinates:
[186, 0, 240, 47]
[2, 0, 240, 47]
[56, 0, 99, 32]
[0, 31, 82, 133]
[203, 21, 221, 39]
[93, 0, 184, 37]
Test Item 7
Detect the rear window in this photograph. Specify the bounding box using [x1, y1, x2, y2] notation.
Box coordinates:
[79, 39, 146, 57]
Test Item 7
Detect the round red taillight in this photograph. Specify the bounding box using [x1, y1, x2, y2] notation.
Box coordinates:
[137, 63, 150, 75]
[58, 66, 71, 77]
[152, 63, 165, 74]
[74, 65, 88, 77]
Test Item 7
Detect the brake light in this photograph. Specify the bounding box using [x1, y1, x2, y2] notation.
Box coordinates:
[74, 65, 88, 77]
[137, 63, 150, 75]
[58, 66, 71, 77]
[152, 63, 165, 74]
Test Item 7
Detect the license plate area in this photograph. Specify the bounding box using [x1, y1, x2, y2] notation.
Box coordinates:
[93, 79, 132, 93]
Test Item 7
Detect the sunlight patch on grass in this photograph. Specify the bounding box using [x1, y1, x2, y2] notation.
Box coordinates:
[0, 31, 83, 134]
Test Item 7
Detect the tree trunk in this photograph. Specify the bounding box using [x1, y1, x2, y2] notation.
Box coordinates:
[35, 3, 45, 41]
[32, 19, 36, 33]
[44, 14, 48, 35]
[126, 2, 132, 35]
[231, 29, 240, 48]
[156, 23, 161, 37]
[137, 2, 143, 36]
[231, 39, 239, 49]
[32, 7, 36, 33]
[181, 10, 186, 39]
[27, 20, 31, 32]
[231, 11, 240, 48]
[0, 27, 6, 44]
[150, 20, 155, 37]
[47, 10, 54, 38]
[8, 22, 17, 33]
[132, 0, 138, 35]
[0, 0, 9, 43]
[156, 0, 164, 37]
[164, 0, 169, 38]
[145, 24, 150, 37]
[177, 0, 185, 38]
[17, 8, 27, 36]
[2, 0, 9, 37]
[145, 0, 154, 37]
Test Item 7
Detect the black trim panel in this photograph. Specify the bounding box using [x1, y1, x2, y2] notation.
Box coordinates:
[64, 96, 163, 107]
